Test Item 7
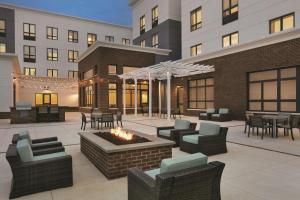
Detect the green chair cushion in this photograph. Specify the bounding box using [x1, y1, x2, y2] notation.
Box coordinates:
[182, 134, 200, 144]
[219, 108, 229, 114]
[174, 119, 190, 130]
[199, 122, 220, 136]
[31, 141, 61, 148]
[207, 108, 215, 114]
[33, 152, 67, 161]
[158, 129, 171, 137]
[18, 130, 31, 144]
[16, 139, 33, 162]
[212, 114, 220, 117]
[160, 153, 208, 174]
[145, 168, 160, 180]
[200, 113, 207, 116]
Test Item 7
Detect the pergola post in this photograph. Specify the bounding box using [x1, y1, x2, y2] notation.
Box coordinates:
[134, 78, 138, 116]
[123, 78, 126, 115]
[158, 80, 161, 116]
[148, 73, 152, 118]
[167, 71, 171, 120]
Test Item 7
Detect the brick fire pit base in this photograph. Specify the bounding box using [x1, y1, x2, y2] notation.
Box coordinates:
[79, 131, 174, 179]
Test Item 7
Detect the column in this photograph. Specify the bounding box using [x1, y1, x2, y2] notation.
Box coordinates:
[148, 73, 152, 118]
[134, 78, 138, 116]
[167, 72, 171, 120]
[123, 78, 126, 115]
[158, 80, 161, 116]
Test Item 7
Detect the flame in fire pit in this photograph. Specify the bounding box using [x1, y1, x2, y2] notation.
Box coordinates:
[110, 127, 133, 141]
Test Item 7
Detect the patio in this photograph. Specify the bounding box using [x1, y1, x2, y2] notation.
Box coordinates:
[1, 112, 300, 200]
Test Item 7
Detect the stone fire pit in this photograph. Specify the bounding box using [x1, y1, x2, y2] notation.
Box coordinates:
[79, 129, 175, 179]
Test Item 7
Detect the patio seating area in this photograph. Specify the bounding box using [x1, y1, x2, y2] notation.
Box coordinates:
[1, 112, 300, 200]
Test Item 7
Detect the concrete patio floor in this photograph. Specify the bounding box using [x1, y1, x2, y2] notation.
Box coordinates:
[0, 112, 300, 200]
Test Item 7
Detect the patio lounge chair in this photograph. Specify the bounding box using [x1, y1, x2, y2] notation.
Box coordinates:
[128, 153, 225, 200]
[6, 140, 73, 199]
[156, 119, 197, 146]
[11, 130, 64, 155]
[199, 108, 215, 120]
[211, 108, 231, 122]
[179, 122, 228, 156]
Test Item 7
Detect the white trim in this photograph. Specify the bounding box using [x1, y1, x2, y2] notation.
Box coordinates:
[181, 28, 300, 64]
[0, 3, 132, 29]
[78, 41, 171, 62]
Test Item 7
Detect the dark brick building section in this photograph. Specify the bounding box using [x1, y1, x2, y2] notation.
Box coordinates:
[133, 19, 181, 63]
[0, 7, 15, 53]
[78, 46, 162, 113]
[173, 38, 300, 120]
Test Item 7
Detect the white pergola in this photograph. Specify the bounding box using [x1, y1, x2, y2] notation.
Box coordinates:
[118, 60, 215, 120]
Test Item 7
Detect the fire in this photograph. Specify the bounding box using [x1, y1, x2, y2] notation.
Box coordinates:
[110, 127, 133, 141]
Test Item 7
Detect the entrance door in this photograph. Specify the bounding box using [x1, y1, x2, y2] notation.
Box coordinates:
[177, 86, 184, 114]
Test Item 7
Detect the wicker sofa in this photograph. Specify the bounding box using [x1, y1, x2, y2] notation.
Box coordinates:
[128, 153, 225, 200]
[180, 122, 228, 156]
[199, 108, 216, 120]
[211, 108, 231, 122]
[6, 139, 73, 199]
[156, 119, 197, 146]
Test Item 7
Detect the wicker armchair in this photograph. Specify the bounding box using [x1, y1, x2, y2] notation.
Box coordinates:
[211, 108, 231, 122]
[179, 123, 228, 156]
[128, 161, 225, 200]
[6, 144, 73, 199]
[199, 108, 216, 120]
[157, 120, 197, 146]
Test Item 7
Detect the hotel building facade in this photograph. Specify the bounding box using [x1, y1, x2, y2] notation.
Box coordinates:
[0, 3, 132, 117]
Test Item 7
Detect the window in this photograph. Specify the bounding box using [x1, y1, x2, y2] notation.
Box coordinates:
[108, 65, 117, 75]
[23, 45, 36, 62]
[68, 30, 78, 43]
[68, 70, 78, 78]
[190, 7, 202, 31]
[85, 85, 93, 107]
[223, 32, 238, 47]
[23, 23, 36, 40]
[140, 15, 146, 35]
[87, 33, 97, 47]
[122, 38, 130, 45]
[152, 34, 159, 48]
[223, 0, 238, 25]
[123, 66, 140, 74]
[140, 40, 146, 47]
[109, 83, 117, 108]
[248, 67, 297, 112]
[68, 50, 79, 62]
[105, 35, 114, 42]
[188, 78, 214, 109]
[270, 13, 295, 34]
[35, 93, 58, 105]
[24, 67, 36, 76]
[47, 69, 58, 77]
[0, 43, 6, 53]
[0, 20, 6, 37]
[125, 83, 149, 108]
[47, 27, 58, 40]
[190, 43, 202, 56]
[47, 48, 58, 61]
[152, 6, 158, 28]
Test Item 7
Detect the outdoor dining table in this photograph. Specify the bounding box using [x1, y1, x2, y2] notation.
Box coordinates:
[261, 115, 289, 138]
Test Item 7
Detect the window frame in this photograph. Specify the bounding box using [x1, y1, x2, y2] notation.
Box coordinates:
[152, 6, 158, 28]
[269, 12, 295, 34]
[47, 69, 58, 78]
[190, 7, 202, 32]
[222, 0, 239, 25]
[222, 31, 239, 48]
[47, 48, 58, 61]
[188, 78, 214, 109]
[68, 70, 78, 79]
[0, 43, 6, 53]
[152, 33, 159, 48]
[68, 50, 79, 62]
[122, 38, 130, 45]
[24, 67, 36, 76]
[35, 93, 58, 106]
[108, 64, 117, 75]
[23, 23, 36, 41]
[105, 35, 114, 43]
[108, 83, 118, 108]
[23, 45, 36, 63]
[46, 26, 58, 40]
[0, 19, 6, 37]
[68, 30, 78, 43]
[140, 40, 146, 47]
[190, 43, 202, 57]
[140, 15, 146, 35]
[87, 33, 97, 47]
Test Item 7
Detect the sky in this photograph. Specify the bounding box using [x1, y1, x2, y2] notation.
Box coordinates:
[0, 0, 132, 26]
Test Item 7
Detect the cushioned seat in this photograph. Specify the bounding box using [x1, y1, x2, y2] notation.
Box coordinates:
[158, 129, 171, 137]
[200, 113, 207, 116]
[219, 108, 229, 114]
[199, 122, 220, 136]
[174, 119, 191, 129]
[182, 134, 200, 144]
[16, 139, 33, 162]
[31, 141, 61, 148]
[33, 152, 67, 161]
[211, 114, 220, 117]
[145, 168, 160, 179]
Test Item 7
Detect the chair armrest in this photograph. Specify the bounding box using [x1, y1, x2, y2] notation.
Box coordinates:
[32, 137, 58, 144]
[33, 146, 65, 156]
[179, 130, 199, 137]
[128, 168, 155, 200]
[156, 126, 174, 136]
[198, 134, 226, 144]
[31, 142, 63, 151]
[12, 134, 20, 144]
